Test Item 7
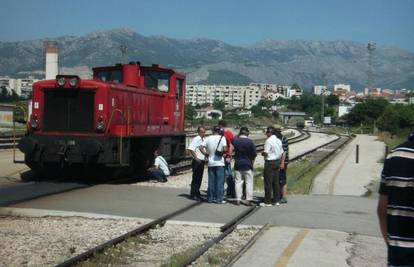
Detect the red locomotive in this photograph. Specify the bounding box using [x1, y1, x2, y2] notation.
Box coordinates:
[18, 62, 186, 177]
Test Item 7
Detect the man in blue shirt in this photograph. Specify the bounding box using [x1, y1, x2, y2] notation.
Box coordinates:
[232, 127, 257, 206]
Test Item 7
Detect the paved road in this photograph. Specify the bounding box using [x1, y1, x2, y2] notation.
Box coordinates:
[5, 185, 380, 236]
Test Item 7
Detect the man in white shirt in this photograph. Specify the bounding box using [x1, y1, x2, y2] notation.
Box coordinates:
[187, 126, 206, 201]
[201, 126, 227, 204]
[148, 149, 170, 182]
[261, 126, 284, 206]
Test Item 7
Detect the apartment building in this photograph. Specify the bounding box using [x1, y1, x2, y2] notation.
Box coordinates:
[0, 76, 39, 98]
[186, 84, 261, 109]
[313, 85, 328, 95]
[333, 84, 351, 92]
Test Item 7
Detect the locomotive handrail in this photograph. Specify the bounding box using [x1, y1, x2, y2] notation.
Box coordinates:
[106, 108, 129, 165]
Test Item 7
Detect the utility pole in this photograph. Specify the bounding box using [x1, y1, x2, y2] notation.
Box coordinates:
[367, 43, 376, 91]
[321, 73, 327, 125]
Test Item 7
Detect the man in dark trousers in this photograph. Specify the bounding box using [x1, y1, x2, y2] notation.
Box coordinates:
[377, 131, 414, 266]
[274, 125, 289, 203]
[232, 127, 257, 206]
[187, 126, 206, 201]
[260, 126, 284, 207]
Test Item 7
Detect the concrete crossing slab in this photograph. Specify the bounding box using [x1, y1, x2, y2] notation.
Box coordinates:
[233, 226, 386, 267]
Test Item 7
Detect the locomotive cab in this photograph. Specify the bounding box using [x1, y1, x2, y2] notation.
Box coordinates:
[18, 62, 186, 177]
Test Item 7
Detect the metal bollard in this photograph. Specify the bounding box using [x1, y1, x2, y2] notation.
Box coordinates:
[385, 145, 389, 157]
[356, 144, 359, 164]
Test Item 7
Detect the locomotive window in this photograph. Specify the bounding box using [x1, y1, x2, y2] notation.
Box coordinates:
[144, 71, 169, 92]
[176, 79, 183, 99]
[95, 70, 122, 83]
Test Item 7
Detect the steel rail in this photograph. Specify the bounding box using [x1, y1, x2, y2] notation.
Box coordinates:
[178, 206, 260, 267]
[54, 201, 202, 267]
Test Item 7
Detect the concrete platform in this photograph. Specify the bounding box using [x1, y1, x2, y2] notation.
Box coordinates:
[311, 135, 385, 196]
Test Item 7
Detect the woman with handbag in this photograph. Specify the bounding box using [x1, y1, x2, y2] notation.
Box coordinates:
[201, 126, 228, 204]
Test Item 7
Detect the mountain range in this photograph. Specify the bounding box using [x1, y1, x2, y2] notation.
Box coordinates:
[1, 28, 413, 90]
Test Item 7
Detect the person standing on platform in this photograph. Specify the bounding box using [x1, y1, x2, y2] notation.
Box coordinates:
[377, 132, 414, 267]
[218, 120, 235, 199]
[274, 125, 289, 204]
[232, 127, 257, 206]
[187, 126, 207, 201]
[260, 126, 284, 207]
[201, 126, 228, 204]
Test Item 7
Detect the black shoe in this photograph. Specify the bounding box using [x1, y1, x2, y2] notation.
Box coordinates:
[280, 197, 287, 204]
[191, 195, 202, 201]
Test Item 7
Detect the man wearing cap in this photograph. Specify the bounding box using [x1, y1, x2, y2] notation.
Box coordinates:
[274, 124, 289, 204]
[260, 126, 284, 206]
[232, 127, 257, 206]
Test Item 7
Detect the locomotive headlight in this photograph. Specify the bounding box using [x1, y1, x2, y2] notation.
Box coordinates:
[57, 77, 66, 87]
[96, 116, 105, 132]
[96, 121, 105, 131]
[69, 77, 78, 87]
[29, 116, 39, 129]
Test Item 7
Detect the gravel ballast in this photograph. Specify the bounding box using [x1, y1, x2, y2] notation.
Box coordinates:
[0, 215, 144, 267]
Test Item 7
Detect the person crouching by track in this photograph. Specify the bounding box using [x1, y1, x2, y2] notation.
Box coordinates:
[218, 120, 236, 199]
[147, 149, 170, 183]
[260, 126, 284, 207]
[187, 126, 207, 201]
[201, 126, 228, 204]
[232, 127, 257, 206]
[273, 124, 289, 204]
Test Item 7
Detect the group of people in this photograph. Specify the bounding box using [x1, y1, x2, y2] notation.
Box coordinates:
[187, 120, 289, 206]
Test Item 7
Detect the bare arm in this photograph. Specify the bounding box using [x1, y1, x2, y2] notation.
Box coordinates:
[377, 194, 388, 244]
[280, 152, 286, 170]
[187, 149, 201, 162]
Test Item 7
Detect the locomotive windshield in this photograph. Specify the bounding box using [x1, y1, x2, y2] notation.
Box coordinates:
[95, 69, 122, 83]
[144, 71, 169, 92]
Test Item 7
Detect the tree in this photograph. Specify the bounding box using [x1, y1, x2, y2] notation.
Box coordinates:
[185, 104, 196, 120]
[0, 87, 10, 102]
[326, 95, 339, 106]
[346, 97, 389, 126]
[213, 100, 226, 111]
[291, 83, 301, 90]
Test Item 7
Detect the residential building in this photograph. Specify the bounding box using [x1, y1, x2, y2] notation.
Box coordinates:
[313, 85, 328, 95]
[334, 84, 351, 92]
[185, 84, 261, 109]
[0, 76, 38, 98]
[338, 105, 353, 117]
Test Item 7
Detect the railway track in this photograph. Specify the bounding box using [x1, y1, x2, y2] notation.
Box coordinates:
[0, 135, 22, 150]
[177, 205, 260, 267]
[51, 202, 260, 267]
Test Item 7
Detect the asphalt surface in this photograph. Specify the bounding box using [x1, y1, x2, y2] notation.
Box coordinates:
[6, 185, 381, 237]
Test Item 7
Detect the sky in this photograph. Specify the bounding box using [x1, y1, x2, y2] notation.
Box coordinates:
[1, 0, 413, 51]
